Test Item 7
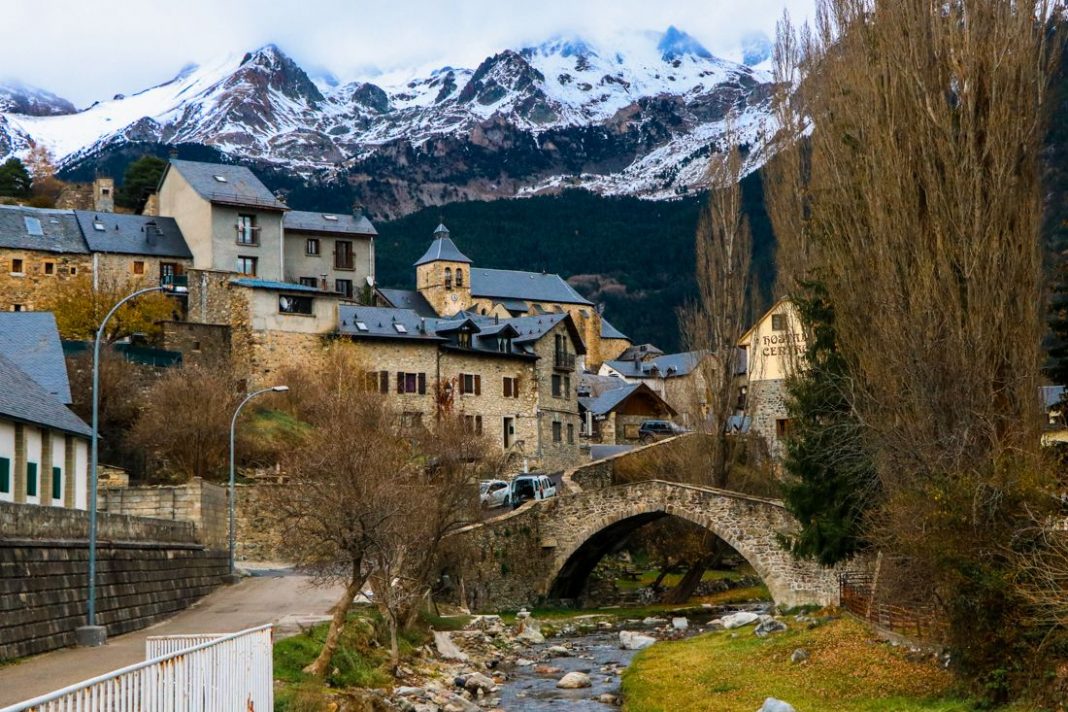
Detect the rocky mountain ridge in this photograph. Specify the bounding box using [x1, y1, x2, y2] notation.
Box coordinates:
[0, 28, 777, 218]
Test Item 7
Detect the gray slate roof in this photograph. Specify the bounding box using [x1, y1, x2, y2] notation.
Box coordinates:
[377, 288, 438, 318]
[471, 268, 592, 306]
[0, 205, 87, 254]
[338, 306, 444, 342]
[0, 312, 72, 403]
[605, 351, 703, 379]
[73, 212, 191, 259]
[230, 278, 336, 295]
[578, 382, 676, 417]
[166, 159, 287, 211]
[0, 352, 90, 437]
[284, 210, 378, 236]
[600, 317, 629, 340]
[1042, 385, 1066, 410]
[414, 235, 472, 266]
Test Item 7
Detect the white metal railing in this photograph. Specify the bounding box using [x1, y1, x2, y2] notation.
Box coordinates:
[145, 633, 230, 659]
[1, 625, 273, 712]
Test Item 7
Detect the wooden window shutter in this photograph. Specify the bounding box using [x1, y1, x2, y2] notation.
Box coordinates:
[514, 377, 520, 399]
[503, 378, 511, 398]
[379, 371, 388, 394]
[418, 373, 426, 395]
[474, 374, 481, 395]
[396, 372, 404, 394]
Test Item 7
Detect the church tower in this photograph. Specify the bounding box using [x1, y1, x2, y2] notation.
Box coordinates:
[414, 223, 472, 316]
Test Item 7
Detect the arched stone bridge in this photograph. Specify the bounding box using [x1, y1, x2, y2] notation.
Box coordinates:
[459, 479, 847, 610]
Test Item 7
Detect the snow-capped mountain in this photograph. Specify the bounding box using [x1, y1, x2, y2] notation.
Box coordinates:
[0, 28, 777, 217]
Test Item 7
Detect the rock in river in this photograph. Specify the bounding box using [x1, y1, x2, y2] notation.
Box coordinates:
[619, 630, 657, 650]
[556, 671, 592, 689]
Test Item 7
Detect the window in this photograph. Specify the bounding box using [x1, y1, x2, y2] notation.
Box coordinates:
[236, 256, 257, 276]
[70, 266, 77, 276]
[396, 371, 426, 395]
[0, 457, 9, 493]
[299, 277, 318, 288]
[444, 267, 453, 290]
[393, 323, 407, 334]
[503, 376, 521, 398]
[497, 337, 510, 352]
[366, 371, 390, 394]
[92, 220, 105, 232]
[11, 258, 24, 274]
[11, 304, 23, 312]
[132, 261, 145, 275]
[44, 262, 54, 275]
[464, 415, 484, 435]
[356, 321, 369, 332]
[213, 174, 228, 183]
[567, 423, 575, 444]
[192, 341, 202, 352]
[564, 375, 571, 396]
[278, 294, 313, 315]
[160, 262, 177, 280]
[306, 238, 320, 256]
[26, 462, 37, 497]
[236, 214, 257, 245]
[101, 187, 110, 196]
[552, 421, 562, 443]
[335, 240, 354, 269]
[52, 466, 62, 500]
[24, 217, 42, 236]
[322, 214, 339, 222]
[771, 313, 787, 331]
[551, 374, 563, 398]
[460, 373, 481, 395]
[455, 268, 464, 287]
[335, 279, 353, 298]
[776, 418, 793, 439]
[458, 331, 471, 348]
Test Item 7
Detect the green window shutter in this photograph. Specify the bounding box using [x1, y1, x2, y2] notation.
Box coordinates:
[52, 466, 62, 500]
[0, 457, 9, 493]
[26, 462, 37, 497]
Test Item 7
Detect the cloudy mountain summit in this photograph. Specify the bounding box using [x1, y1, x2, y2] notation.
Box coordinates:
[0, 27, 776, 217]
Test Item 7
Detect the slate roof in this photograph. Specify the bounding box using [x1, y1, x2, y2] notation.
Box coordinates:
[0, 312, 72, 403]
[619, 343, 664, 361]
[284, 210, 378, 236]
[414, 235, 472, 266]
[0, 205, 87, 254]
[1042, 385, 1066, 410]
[165, 159, 287, 211]
[338, 306, 444, 342]
[230, 278, 335, 295]
[604, 351, 704, 379]
[377, 288, 438, 318]
[73, 212, 191, 259]
[600, 317, 629, 341]
[0, 352, 91, 438]
[578, 382, 676, 417]
[471, 268, 592, 306]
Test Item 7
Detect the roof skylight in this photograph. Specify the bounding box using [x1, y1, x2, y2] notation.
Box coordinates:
[394, 323, 408, 334]
[23, 217, 42, 236]
[93, 221, 106, 232]
[356, 321, 369, 332]
[322, 214, 338, 221]
[213, 175, 228, 183]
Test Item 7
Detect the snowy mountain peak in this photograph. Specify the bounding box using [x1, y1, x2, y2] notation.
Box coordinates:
[521, 36, 597, 61]
[0, 80, 76, 116]
[657, 26, 713, 62]
[741, 31, 773, 67]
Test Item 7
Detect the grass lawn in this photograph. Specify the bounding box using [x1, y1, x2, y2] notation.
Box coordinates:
[615, 567, 749, 592]
[621, 616, 1033, 712]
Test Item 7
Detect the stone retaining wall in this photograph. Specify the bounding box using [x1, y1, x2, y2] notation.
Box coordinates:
[98, 478, 227, 548]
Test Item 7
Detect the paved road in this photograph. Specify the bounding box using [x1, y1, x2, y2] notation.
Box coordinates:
[0, 565, 344, 707]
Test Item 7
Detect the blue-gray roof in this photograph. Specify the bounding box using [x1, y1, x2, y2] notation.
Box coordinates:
[578, 382, 675, 416]
[284, 210, 378, 236]
[0, 205, 87, 254]
[377, 288, 438, 317]
[600, 317, 628, 340]
[165, 159, 287, 211]
[1042, 385, 1065, 410]
[605, 351, 703, 379]
[0, 312, 72, 403]
[73, 212, 191, 259]
[414, 235, 472, 266]
[0, 352, 90, 438]
[338, 306, 444, 342]
[230, 278, 334, 295]
[471, 268, 592, 306]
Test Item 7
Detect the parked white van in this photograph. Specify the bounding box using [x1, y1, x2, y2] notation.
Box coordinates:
[508, 474, 557, 508]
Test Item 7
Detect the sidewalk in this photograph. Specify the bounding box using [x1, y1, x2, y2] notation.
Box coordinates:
[0, 565, 343, 707]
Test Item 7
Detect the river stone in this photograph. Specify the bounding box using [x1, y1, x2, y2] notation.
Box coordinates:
[671, 617, 689, 630]
[556, 671, 592, 689]
[517, 608, 531, 619]
[620, 630, 657, 650]
[434, 630, 470, 662]
[599, 692, 620, 705]
[641, 616, 667, 626]
[535, 664, 563, 675]
[443, 694, 481, 712]
[547, 645, 572, 656]
[757, 698, 797, 712]
[463, 672, 496, 694]
[754, 619, 788, 638]
[516, 623, 545, 644]
[516, 658, 535, 667]
[721, 611, 760, 629]
[791, 648, 809, 664]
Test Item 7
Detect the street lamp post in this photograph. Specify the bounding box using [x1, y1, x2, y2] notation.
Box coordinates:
[75, 285, 166, 648]
[227, 385, 288, 583]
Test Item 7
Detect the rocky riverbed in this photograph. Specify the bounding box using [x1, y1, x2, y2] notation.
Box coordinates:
[390, 603, 791, 712]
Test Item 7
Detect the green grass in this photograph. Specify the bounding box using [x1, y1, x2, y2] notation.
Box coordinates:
[614, 567, 746, 592]
[621, 616, 1035, 712]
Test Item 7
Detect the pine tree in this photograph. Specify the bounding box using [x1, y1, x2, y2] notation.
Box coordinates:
[118, 155, 166, 210]
[0, 157, 32, 198]
[781, 280, 878, 566]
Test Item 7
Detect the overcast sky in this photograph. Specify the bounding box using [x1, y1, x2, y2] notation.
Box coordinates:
[1, 0, 815, 107]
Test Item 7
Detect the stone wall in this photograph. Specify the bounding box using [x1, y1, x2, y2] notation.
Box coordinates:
[0, 500, 225, 661]
[234, 482, 287, 561]
[98, 478, 228, 548]
[0, 249, 92, 312]
[747, 378, 789, 462]
[160, 321, 232, 367]
[565, 434, 699, 491]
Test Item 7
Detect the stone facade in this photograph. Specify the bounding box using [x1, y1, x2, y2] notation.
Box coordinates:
[98, 478, 228, 549]
[0, 250, 91, 312]
[747, 379, 789, 462]
[92, 253, 192, 290]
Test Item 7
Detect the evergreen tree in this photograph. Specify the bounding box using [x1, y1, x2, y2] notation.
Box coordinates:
[0, 157, 32, 198]
[781, 280, 878, 566]
[117, 155, 166, 210]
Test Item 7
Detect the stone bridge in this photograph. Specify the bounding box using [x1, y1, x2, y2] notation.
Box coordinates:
[459, 479, 848, 610]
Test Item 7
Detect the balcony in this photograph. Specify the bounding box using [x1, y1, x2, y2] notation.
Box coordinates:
[160, 274, 188, 294]
[554, 351, 576, 371]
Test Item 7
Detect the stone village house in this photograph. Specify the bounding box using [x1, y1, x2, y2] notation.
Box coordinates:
[598, 349, 715, 429]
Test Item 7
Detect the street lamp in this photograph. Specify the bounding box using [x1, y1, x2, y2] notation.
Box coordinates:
[76, 284, 168, 648]
[227, 385, 288, 582]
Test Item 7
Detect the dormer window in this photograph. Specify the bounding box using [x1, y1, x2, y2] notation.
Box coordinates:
[498, 337, 511, 353]
[444, 267, 453, 290]
[458, 331, 471, 348]
[456, 268, 464, 287]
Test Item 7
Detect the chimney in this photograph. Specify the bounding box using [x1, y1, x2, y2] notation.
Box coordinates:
[352, 202, 364, 218]
[275, 190, 287, 205]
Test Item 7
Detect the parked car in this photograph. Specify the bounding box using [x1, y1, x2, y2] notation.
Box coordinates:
[638, 419, 689, 443]
[508, 474, 557, 508]
[479, 479, 510, 509]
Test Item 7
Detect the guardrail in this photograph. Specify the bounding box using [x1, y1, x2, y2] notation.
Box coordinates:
[1, 625, 273, 712]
